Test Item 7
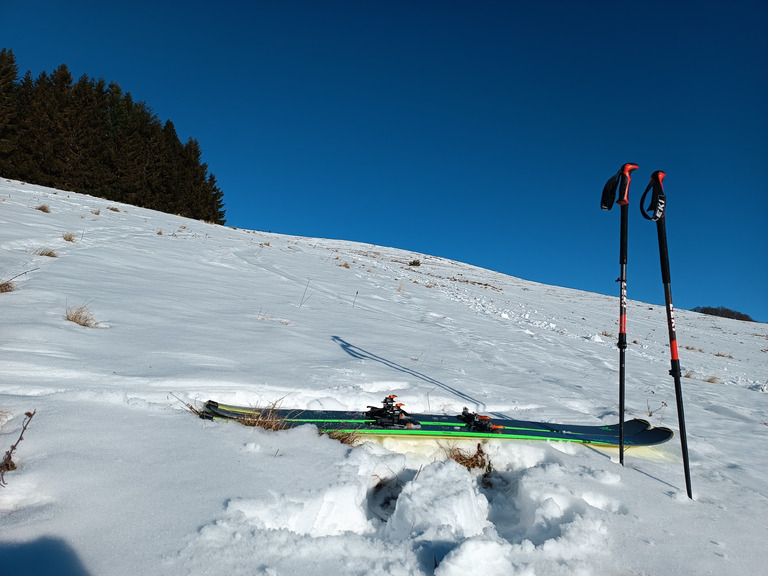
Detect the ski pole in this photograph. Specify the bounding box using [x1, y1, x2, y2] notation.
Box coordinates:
[640, 170, 693, 499]
[601, 162, 639, 465]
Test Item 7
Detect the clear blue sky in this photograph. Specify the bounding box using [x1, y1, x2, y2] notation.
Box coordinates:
[2, 0, 767, 322]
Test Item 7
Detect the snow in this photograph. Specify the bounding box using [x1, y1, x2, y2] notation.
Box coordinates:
[1, 178, 767, 575]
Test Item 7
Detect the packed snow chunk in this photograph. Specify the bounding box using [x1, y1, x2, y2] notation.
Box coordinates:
[182, 520, 420, 576]
[435, 536, 535, 576]
[223, 429, 377, 537]
[361, 380, 410, 394]
[539, 515, 609, 563]
[0, 478, 53, 513]
[227, 480, 373, 537]
[385, 460, 490, 542]
[489, 442, 548, 472]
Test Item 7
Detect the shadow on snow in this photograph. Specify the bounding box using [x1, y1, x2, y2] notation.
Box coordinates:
[332, 336, 486, 410]
[0, 536, 93, 576]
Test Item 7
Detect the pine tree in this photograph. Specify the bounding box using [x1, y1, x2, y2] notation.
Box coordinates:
[0, 48, 19, 164]
[205, 172, 226, 224]
[67, 75, 110, 192]
[31, 65, 75, 187]
[7, 71, 39, 181]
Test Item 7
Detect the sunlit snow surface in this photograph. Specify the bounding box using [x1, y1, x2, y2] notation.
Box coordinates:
[1, 179, 766, 575]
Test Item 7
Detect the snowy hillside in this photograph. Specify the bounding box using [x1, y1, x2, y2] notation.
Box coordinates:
[1, 178, 767, 575]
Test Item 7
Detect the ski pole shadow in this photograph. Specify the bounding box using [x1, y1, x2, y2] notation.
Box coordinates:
[583, 445, 682, 493]
[331, 336, 485, 409]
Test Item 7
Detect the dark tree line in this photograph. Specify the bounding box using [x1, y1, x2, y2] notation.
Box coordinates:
[691, 306, 755, 323]
[0, 48, 225, 224]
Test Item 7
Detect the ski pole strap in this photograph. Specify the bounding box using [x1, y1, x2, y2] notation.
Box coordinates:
[601, 163, 639, 210]
[640, 170, 667, 221]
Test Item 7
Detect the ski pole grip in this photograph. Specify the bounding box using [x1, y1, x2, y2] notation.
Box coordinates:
[617, 163, 638, 206]
[601, 163, 639, 210]
[640, 170, 666, 221]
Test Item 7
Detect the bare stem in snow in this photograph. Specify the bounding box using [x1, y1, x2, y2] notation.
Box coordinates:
[1, 410, 36, 487]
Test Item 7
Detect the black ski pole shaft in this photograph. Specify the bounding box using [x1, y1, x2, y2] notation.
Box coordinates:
[601, 162, 638, 465]
[640, 170, 693, 499]
[618, 199, 628, 465]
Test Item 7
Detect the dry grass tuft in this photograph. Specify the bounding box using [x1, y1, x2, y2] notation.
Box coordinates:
[684, 370, 721, 384]
[91, 208, 100, 216]
[322, 429, 361, 445]
[227, 400, 360, 445]
[34, 247, 58, 258]
[171, 394, 205, 417]
[35, 204, 50, 213]
[156, 229, 163, 235]
[66, 304, 96, 327]
[445, 443, 493, 486]
[62, 232, 76, 242]
[0, 280, 15, 293]
[445, 443, 491, 472]
[236, 402, 288, 431]
[107, 206, 120, 212]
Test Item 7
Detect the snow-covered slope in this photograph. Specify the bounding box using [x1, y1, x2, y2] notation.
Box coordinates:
[1, 178, 766, 575]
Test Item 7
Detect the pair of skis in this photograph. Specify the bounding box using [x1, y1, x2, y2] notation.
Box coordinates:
[199, 396, 674, 447]
[601, 165, 693, 499]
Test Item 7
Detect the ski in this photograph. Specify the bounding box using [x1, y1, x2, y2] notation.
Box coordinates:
[198, 396, 674, 447]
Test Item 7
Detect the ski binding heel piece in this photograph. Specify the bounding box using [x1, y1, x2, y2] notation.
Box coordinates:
[458, 407, 500, 433]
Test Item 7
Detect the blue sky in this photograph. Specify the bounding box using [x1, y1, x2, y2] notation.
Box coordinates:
[2, 0, 767, 322]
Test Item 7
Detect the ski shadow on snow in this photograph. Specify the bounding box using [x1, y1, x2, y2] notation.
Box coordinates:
[0, 536, 93, 576]
[332, 336, 487, 410]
